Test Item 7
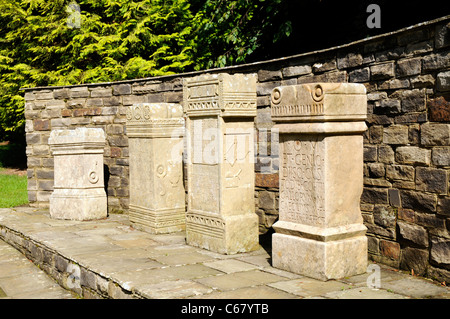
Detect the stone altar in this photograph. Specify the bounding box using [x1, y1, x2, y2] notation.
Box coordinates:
[271, 83, 368, 280]
[126, 103, 185, 233]
[49, 127, 107, 220]
[183, 73, 259, 254]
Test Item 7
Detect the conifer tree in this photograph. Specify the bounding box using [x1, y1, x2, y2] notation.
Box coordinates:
[0, 0, 289, 142]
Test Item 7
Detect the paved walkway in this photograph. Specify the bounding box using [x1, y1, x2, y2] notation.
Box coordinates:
[0, 239, 76, 299]
[0, 206, 448, 299]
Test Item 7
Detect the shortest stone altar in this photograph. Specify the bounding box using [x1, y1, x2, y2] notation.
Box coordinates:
[49, 127, 107, 220]
[271, 83, 368, 281]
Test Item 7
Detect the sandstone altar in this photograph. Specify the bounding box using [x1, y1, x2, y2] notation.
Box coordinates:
[183, 73, 259, 254]
[49, 127, 107, 220]
[126, 103, 185, 233]
[271, 83, 368, 280]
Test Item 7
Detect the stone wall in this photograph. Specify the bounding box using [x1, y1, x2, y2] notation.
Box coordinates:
[23, 16, 450, 282]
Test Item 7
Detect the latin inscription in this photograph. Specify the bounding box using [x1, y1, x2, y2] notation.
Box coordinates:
[280, 136, 325, 225]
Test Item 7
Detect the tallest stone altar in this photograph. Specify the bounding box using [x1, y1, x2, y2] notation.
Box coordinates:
[271, 83, 368, 281]
[183, 73, 259, 254]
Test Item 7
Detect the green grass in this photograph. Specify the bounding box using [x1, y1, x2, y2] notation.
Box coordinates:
[0, 169, 29, 208]
[0, 142, 28, 208]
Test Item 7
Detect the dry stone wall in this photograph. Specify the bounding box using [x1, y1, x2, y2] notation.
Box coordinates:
[23, 16, 450, 282]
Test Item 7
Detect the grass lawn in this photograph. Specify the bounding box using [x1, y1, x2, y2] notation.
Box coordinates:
[0, 168, 28, 207]
[0, 142, 28, 208]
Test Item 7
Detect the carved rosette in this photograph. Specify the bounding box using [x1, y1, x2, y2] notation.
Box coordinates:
[126, 103, 185, 138]
[270, 82, 367, 122]
[126, 104, 184, 125]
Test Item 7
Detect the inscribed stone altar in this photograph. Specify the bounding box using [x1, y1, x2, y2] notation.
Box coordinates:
[183, 73, 259, 254]
[271, 83, 368, 280]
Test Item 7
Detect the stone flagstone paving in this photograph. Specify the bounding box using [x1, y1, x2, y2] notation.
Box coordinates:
[0, 206, 448, 299]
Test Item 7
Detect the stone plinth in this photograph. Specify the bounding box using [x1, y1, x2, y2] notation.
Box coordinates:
[126, 103, 185, 234]
[49, 127, 107, 220]
[183, 73, 259, 254]
[271, 83, 368, 281]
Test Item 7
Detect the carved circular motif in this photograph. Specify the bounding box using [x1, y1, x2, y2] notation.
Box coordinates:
[88, 170, 99, 184]
[156, 164, 166, 177]
[312, 84, 324, 102]
[271, 88, 282, 105]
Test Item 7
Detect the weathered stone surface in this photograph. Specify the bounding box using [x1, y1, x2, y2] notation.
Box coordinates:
[312, 59, 337, 73]
[395, 146, 431, 165]
[271, 82, 368, 280]
[383, 125, 408, 145]
[386, 164, 415, 181]
[421, 123, 450, 146]
[361, 187, 388, 204]
[33, 119, 50, 131]
[430, 237, 450, 265]
[376, 99, 401, 114]
[410, 74, 435, 88]
[396, 58, 422, 77]
[415, 167, 448, 195]
[90, 88, 112, 98]
[183, 73, 259, 254]
[126, 103, 185, 234]
[364, 145, 377, 162]
[258, 191, 276, 211]
[398, 208, 415, 223]
[369, 125, 383, 144]
[258, 69, 282, 82]
[255, 173, 279, 188]
[337, 52, 363, 69]
[380, 239, 400, 260]
[53, 89, 70, 100]
[437, 197, 450, 217]
[370, 62, 395, 80]
[416, 212, 446, 230]
[373, 205, 396, 228]
[400, 247, 429, 276]
[49, 127, 107, 220]
[112, 84, 132, 95]
[281, 65, 311, 78]
[69, 87, 89, 98]
[349, 68, 370, 82]
[367, 163, 385, 178]
[437, 71, 450, 92]
[422, 52, 450, 72]
[367, 91, 388, 101]
[435, 22, 450, 48]
[394, 113, 428, 124]
[400, 190, 436, 214]
[428, 96, 450, 122]
[397, 221, 429, 247]
[378, 145, 394, 164]
[400, 89, 426, 113]
[34, 91, 54, 100]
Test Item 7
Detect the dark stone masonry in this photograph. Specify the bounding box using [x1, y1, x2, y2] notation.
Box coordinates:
[22, 16, 450, 283]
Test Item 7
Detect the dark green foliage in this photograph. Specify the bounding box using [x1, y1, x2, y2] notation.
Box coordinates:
[0, 0, 290, 141]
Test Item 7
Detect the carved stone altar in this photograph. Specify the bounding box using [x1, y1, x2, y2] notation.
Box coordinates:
[49, 127, 107, 220]
[271, 83, 368, 280]
[183, 73, 259, 254]
[126, 103, 185, 233]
